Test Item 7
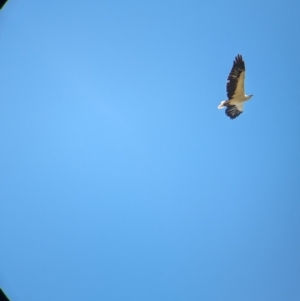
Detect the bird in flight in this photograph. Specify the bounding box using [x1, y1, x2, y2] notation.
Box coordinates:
[218, 54, 253, 119]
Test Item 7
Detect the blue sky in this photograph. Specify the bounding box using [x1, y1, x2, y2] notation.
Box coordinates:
[1, 0, 300, 300]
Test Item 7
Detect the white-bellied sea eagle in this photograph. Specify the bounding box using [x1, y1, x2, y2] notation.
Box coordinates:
[218, 54, 253, 119]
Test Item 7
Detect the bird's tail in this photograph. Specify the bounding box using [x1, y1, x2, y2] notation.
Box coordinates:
[218, 101, 227, 109]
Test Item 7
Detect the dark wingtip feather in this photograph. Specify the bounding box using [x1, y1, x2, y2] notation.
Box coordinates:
[225, 105, 243, 119]
[233, 54, 245, 71]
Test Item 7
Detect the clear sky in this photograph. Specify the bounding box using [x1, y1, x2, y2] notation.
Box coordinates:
[1, 0, 300, 300]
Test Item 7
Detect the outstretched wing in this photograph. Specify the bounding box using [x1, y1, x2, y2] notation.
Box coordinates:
[225, 103, 243, 119]
[227, 54, 245, 100]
